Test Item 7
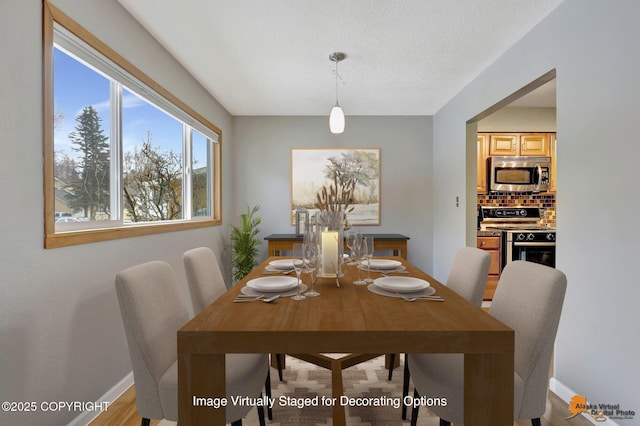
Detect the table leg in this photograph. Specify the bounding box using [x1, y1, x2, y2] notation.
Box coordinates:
[179, 352, 226, 425]
[330, 358, 346, 426]
[464, 352, 514, 426]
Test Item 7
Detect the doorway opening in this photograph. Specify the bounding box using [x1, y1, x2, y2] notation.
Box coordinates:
[466, 70, 557, 305]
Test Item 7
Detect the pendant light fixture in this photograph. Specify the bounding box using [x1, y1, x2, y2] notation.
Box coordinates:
[329, 52, 346, 134]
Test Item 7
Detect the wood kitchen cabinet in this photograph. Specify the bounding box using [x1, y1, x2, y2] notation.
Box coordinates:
[477, 235, 501, 301]
[488, 133, 519, 156]
[521, 133, 551, 155]
[477, 134, 489, 193]
[488, 133, 550, 156]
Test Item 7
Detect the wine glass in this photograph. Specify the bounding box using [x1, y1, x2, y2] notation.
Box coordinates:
[303, 230, 317, 246]
[303, 244, 320, 297]
[352, 237, 367, 285]
[345, 230, 360, 265]
[291, 243, 306, 300]
[363, 236, 374, 283]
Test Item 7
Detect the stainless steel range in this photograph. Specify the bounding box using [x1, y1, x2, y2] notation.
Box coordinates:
[480, 206, 556, 269]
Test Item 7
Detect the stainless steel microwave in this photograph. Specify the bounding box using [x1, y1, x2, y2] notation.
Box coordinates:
[488, 156, 551, 192]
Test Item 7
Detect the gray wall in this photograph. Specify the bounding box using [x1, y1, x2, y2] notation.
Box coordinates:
[0, 0, 233, 424]
[433, 0, 639, 418]
[232, 116, 434, 272]
[478, 107, 556, 132]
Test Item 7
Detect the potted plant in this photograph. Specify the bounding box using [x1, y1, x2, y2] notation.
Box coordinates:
[230, 205, 262, 283]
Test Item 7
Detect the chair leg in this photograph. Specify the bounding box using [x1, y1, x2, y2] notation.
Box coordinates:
[141, 419, 150, 426]
[257, 402, 266, 426]
[531, 418, 542, 426]
[401, 354, 410, 420]
[388, 353, 396, 380]
[265, 370, 273, 420]
[439, 419, 451, 426]
[276, 353, 284, 381]
[410, 388, 420, 426]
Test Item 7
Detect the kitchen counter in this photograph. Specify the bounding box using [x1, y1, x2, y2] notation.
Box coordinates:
[477, 229, 502, 237]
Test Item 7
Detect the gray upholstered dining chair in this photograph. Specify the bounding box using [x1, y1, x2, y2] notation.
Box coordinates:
[407, 260, 567, 426]
[182, 247, 274, 419]
[444, 246, 492, 307]
[183, 246, 227, 313]
[398, 246, 491, 419]
[116, 260, 268, 426]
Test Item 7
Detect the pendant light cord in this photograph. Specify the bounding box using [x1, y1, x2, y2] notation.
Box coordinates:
[333, 60, 343, 106]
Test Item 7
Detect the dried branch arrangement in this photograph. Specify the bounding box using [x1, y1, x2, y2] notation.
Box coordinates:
[314, 175, 357, 213]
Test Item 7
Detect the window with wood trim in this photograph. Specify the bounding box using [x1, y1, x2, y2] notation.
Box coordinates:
[43, 2, 221, 248]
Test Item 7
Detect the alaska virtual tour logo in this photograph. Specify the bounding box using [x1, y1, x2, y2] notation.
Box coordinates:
[565, 395, 636, 422]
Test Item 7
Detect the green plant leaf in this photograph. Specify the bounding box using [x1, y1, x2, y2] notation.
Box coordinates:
[230, 205, 262, 282]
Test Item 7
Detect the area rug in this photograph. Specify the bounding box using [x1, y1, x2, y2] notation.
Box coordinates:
[161, 355, 443, 425]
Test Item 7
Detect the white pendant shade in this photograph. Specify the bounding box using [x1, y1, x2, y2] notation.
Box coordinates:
[328, 52, 346, 134]
[329, 105, 345, 134]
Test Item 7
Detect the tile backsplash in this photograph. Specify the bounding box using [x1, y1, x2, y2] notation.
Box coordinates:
[477, 192, 556, 227]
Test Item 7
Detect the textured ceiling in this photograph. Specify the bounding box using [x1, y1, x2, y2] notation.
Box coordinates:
[117, 0, 562, 116]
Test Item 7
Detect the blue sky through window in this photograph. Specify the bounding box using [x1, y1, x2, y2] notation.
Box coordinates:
[53, 48, 110, 155]
[122, 87, 183, 156]
[53, 47, 183, 159]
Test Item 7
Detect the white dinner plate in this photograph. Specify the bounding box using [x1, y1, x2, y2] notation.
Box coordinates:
[373, 276, 430, 293]
[268, 259, 296, 270]
[246, 276, 298, 292]
[264, 265, 294, 272]
[359, 264, 406, 272]
[368, 284, 436, 299]
[241, 284, 308, 298]
[366, 259, 403, 270]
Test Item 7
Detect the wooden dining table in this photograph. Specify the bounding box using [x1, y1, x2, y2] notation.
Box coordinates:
[178, 256, 514, 425]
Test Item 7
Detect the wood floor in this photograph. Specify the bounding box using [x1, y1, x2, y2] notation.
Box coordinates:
[89, 384, 593, 426]
[89, 386, 160, 426]
[513, 392, 593, 426]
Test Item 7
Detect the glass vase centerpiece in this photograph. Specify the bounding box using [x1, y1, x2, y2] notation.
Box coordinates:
[314, 175, 356, 278]
[315, 210, 344, 277]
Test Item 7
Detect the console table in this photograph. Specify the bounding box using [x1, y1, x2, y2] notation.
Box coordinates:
[264, 233, 410, 259]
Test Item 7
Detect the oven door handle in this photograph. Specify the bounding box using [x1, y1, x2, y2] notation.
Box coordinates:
[513, 241, 556, 247]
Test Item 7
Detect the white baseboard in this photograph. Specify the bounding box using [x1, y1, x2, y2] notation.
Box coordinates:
[67, 372, 134, 426]
[550, 378, 620, 426]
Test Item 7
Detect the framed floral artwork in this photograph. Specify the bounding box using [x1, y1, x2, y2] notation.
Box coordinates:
[291, 148, 380, 225]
